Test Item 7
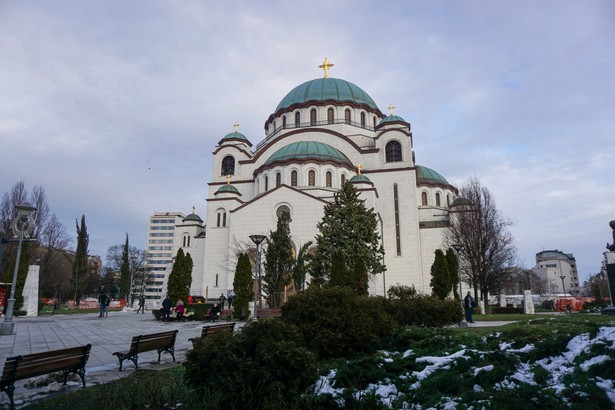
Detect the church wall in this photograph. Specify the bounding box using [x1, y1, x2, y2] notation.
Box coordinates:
[419, 227, 448, 288]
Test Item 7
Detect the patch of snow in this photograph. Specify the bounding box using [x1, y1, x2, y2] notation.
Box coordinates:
[402, 349, 413, 358]
[580, 354, 610, 371]
[474, 364, 494, 377]
[596, 377, 615, 406]
[499, 341, 512, 350]
[473, 384, 484, 392]
[510, 362, 536, 386]
[313, 369, 345, 406]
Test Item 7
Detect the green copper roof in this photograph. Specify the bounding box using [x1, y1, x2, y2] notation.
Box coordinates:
[220, 131, 249, 143]
[264, 141, 352, 166]
[183, 213, 203, 223]
[416, 165, 449, 185]
[379, 115, 407, 125]
[215, 184, 240, 194]
[275, 78, 379, 112]
[349, 174, 372, 183]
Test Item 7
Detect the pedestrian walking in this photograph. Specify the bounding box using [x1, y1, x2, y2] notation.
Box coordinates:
[98, 293, 107, 318]
[136, 295, 145, 314]
[219, 293, 226, 309]
[161, 295, 172, 322]
[464, 291, 475, 323]
[227, 289, 235, 309]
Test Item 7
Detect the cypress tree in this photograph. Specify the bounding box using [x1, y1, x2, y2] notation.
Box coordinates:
[167, 249, 193, 305]
[233, 253, 253, 318]
[353, 256, 369, 296]
[71, 215, 89, 305]
[446, 248, 459, 299]
[328, 250, 349, 288]
[120, 234, 130, 303]
[430, 249, 450, 300]
[263, 211, 293, 307]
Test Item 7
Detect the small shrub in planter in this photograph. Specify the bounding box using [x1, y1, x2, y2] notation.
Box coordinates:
[187, 303, 212, 321]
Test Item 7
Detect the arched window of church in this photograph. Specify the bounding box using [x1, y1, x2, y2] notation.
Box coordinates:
[223, 212, 227, 227]
[276, 172, 281, 187]
[345, 109, 351, 124]
[273, 121, 276, 131]
[341, 174, 346, 185]
[394, 184, 401, 256]
[385, 141, 402, 162]
[436, 193, 441, 207]
[221, 156, 235, 176]
[447, 194, 451, 207]
[295, 111, 300, 126]
[291, 170, 298, 186]
[282, 116, 287, 128]
[360, 112, 366, 128]
[421, 192, 428, 206]
[182, 233, 191, 248]
[308, 170, 316, 186]
[327, 108, 334, 124]
[326, 171, 332, 187]
[373, 116, 377, 129]
[264, 176, 269, 191]
[276, 205, 290, 219]
[310, 109, 317, 125]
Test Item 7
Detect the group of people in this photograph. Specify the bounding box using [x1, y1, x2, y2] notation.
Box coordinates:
[98, 293, 110, 318]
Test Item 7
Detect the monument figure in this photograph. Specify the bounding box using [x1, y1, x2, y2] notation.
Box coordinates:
[607, 220, 615, 251]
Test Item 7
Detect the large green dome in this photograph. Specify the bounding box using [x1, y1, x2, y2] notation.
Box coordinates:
[416, 165, 450, 186]
[275, 78, 379, 112]
[265, 141, 352, 167]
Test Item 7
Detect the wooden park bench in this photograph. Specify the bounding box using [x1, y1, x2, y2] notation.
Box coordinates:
[112, 330, 178, 371]
[257, 308, 282, 319]
[1, 344, 92, 409]
[189, 322, 236, 346]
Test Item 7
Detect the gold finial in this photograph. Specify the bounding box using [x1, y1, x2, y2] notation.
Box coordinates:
[357, 163, 363, 175]
[318, 57, 335, 78]
[233, 122, 240, 133]
[226, 174, 231, 185]
[388, 104, 395, 116]
[192, 205, 195, 214]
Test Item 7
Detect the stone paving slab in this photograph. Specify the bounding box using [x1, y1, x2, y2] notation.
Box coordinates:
[0, 310, 245, 408]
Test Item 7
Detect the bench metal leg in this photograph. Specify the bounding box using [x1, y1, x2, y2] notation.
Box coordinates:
[2, 384, 15, 410]
[157, 347, 176, 363]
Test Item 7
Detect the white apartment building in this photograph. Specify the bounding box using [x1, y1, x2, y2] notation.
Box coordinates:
[144, 212, 184, 308]
[533, 249, 580, 296]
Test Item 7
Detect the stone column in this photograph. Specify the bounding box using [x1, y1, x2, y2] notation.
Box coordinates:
[523, 290, 535, 314]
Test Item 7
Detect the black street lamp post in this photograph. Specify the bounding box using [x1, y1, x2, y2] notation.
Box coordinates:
[249, 234, 266, 321]
[1, 204, 37, 336]
[452, 244, 467, 327]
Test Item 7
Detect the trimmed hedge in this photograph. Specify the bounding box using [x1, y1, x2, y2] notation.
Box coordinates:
[490, 306, 525, 314]
[281, 287, 395, 359]
[382, 294, 462, 327]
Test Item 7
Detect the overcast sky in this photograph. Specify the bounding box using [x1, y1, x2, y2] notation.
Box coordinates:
[1, 0, 614, 282]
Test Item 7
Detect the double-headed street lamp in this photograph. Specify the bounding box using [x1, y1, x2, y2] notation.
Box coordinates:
[249, 234, 266, 321]
[1, 204, 37, 336]
[560, 274, 567, 297]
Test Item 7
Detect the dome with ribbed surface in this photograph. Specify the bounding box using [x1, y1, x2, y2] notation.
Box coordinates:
[215, 184, 240, 194]
[183, 213, 203, 223]
[275, 78, 379, 112]
[264, 141, 352, 166]
[416, 165, 450, 185]
[349, 174, 372, 184]
[379, 115, 407, 125]
[219, 131, 250, 146]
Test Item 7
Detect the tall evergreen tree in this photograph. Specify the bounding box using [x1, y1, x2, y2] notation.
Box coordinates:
[120, 234, 130, 303]
[353, 256, 369, 296]
[311, 182, 385, 284]
[233, 252, 253, 317]
[263, 211, 293, 307]
[445, 248, 459, 299]
[430, 249, 450, 300]
[167, 249, 193, 304]
[71, 215, 89, 305]
[292, 241, 312, 292]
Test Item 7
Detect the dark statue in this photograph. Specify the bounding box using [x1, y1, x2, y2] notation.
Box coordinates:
[607, 220, 615, 252]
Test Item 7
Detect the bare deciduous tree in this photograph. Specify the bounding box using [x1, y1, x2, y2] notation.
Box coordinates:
[446, 177, 517, 303]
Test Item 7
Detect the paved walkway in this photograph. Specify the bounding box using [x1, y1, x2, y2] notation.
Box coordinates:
[0, 310, 245, 408]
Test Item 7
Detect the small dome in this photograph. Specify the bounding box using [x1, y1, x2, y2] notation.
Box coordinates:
[215, 184, 240, 194]
[264, 141, 352, 167]
[218, 131, 251, 146]
[183, 213, 203, 223]
[416, 165, 450, 186]
[378, 115, 407, 125]
[349, 174, 372, 184]
[275, 78, 379, 113]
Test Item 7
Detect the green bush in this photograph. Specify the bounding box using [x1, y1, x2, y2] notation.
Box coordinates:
[184, 320, 318, 409]
[541, 299, 555, 310]
[583, 299, 609, 312]
[282, 287, 395, 359]
[187, 303, 212, 320]
[491, 306, 524, 314]
[383, 294, 462, 327]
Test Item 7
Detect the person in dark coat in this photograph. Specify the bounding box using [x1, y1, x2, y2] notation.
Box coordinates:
[208, 303, 221, 322]
[464, 291, 475, 323]
[161, 295, 172, 322]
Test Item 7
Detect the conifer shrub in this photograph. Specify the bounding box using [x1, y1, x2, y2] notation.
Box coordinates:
[184, 320, 318, 409]
[281, 287, 395, 358]
[383, 294, 462, 327]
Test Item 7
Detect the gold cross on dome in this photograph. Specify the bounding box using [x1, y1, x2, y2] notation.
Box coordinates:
[233, 122, 240, 133]
[318, 57, 335, 78]
[388, 104, 395, 116]
[226, 174, 232, 185]
[357, 163, 363, 175]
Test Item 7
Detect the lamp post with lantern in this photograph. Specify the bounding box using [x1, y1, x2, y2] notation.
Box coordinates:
[249, 234, 266, 321]
[1, 204, 37, 336]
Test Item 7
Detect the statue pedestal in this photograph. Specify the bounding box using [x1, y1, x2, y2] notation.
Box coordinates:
[523, 290, 535, 314]
[22, 265, 40, 317]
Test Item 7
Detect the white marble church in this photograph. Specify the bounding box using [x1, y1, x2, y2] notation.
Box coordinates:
[173, 59, 460, 300]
